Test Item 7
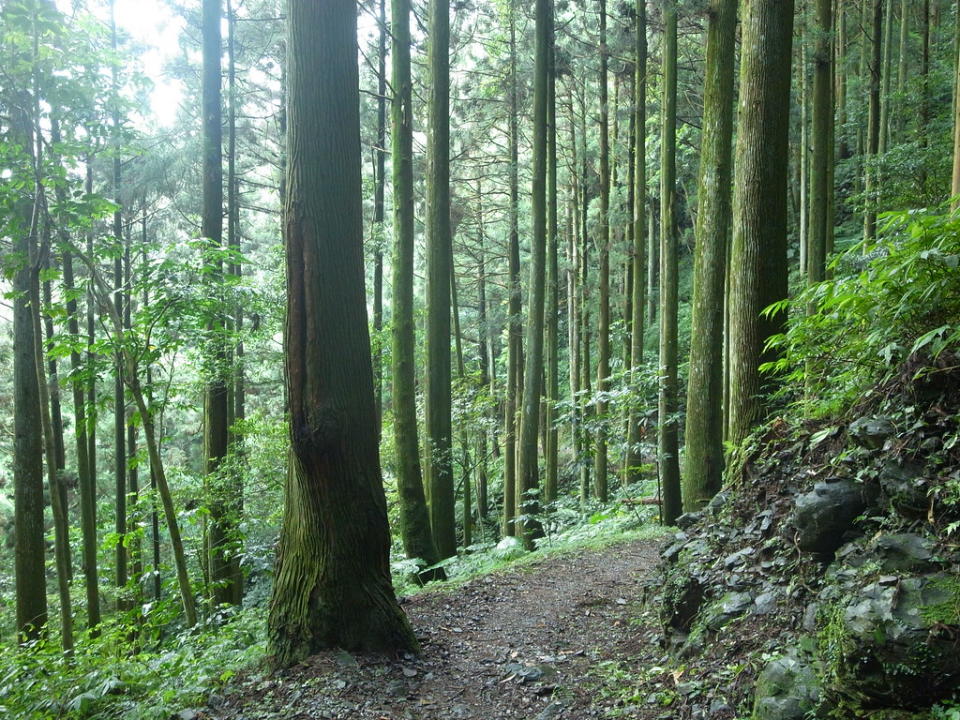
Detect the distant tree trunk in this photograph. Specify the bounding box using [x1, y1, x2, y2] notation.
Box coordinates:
[58, 188, 100, 629]
[110, 0, 127, 601]
[625, 0, 647, 488]
[863, 0, 882, 241]
[728, 0, 795, 445]
[391, 0, 442, 574]
[85, 162, 98, 533]
[424, 0, 455, 559]
[544, 11, 559, 506]
[837, 0, 849, 159]
[682, 0, 736, 512]
[517, 0, 551, 547]
[267, 0, 417, 666]
[919, 0, 930, 190]
[798, 13, 809, 272]
[659, 0, 681, 524]
[475, 185, 490, 519]
[31, 206, 74, 654]
[953, 4, 960, 208]
[878, 0, 894, 154]
[202, 0, 236, 607]
[504, 0, 522, 536]
[594, 0, 611, 504]
[809, 0, 834, 281]
[373, 0, 387, 428]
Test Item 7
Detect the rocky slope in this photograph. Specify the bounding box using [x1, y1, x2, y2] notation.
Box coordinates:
[645, 354, 960, 719]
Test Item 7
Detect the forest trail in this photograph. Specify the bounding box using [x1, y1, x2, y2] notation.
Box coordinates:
[210, 537, 663, 720]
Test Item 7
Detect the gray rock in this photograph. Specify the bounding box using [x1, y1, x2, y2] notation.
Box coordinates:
[752, 654, 820, 720]
[866, 533, 937, 572]
[849, 416, 896, 450]
[676, 512, 703, 529]
[802, 603, 819, 632]
[840, 573, 960, 706]
[707, 491, 730, 517]
[535, 701, 566, 720]
[879, 461, 929, 518]
[704, 591, 753, 631]
[791, 478, 872, 555]
[753, 591, 778, 616]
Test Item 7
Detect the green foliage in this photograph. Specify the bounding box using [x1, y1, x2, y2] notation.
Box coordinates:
[763, 209, 960, 415]
[0, 608, 264, 720]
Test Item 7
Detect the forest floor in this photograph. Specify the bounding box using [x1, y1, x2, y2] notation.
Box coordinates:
[206, 537, 671, 720]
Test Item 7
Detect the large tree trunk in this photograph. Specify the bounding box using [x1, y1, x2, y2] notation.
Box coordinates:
[659, 0, 681, 524]
[683, 0, 736, 512]
[267, 0, 417, 666]
[728, 0, 794, 444]
[390, 0, 442, 577]
[544, 11, 559, 506]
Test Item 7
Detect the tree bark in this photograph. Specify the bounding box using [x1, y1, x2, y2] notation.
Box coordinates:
[728, 0, 795, 445]
[659, 0, 681, 524]
[390, 0, 442, 575]
[424, 0, 455, 559]
[683, 0, 736, 511]
[267, 0, 417, 666]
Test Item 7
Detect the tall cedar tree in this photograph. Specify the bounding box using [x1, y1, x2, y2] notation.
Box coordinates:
[424, 0, 456, 559]
[517, 0, 551, 547]
[659, 0, 681, 524]
[683, 0, 737, 511]
[863, 0, 882, 241]
[625, 0, 647, 487]
[390, 0, 442, 575]
[594, 0, 610, 503]
[808, 0, 833, 282]
[202, 0, 238, 606]
[728, 0, 794, 444]
[267, 0, 417, 665]
[9, 76, 47, 642]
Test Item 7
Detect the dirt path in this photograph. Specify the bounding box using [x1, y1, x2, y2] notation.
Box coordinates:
[210, 538, 661, 720]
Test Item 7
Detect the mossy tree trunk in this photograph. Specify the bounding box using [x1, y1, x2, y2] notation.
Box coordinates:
[625, 0, 647, 488]
[659, 0, 681, 524]
[809, 0, 833, 282]
[390, 0, 442, 576]
[683, 0, 736, 512]
[728, 0, 794, 445]
[267, 0, 418, 667]
[517, 0, 551, 548]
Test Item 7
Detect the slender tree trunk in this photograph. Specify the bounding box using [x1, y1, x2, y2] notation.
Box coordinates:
[517, 0, 551, 547]
[201, 0, 236, 606]
[594, 0, 611, 504]
[544, 12, 559, 506]
[424, 0, 455, 559]
[391, 0, 442, 575]
[863, 0, 882, 241]
[878, 0, 894, 153]
[728, 0, 795, 445]
[504, 1, 522, 536]
[374, 0, 387, 428]
[267, 0, 417, 666]
[625, 0, 648, 488]
[682, 0, 736, 511]
[810, 0, 834, 281]
[658, 0, 681, 524]
[110, 0, 128, 602]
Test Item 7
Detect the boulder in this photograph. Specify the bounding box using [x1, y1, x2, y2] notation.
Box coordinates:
[662, 571, 705, 632]
[704, 591, 753, 631]
[791, 479, 873, 555]
[879, 461, 929, 519]
[752, 654, 820, 720]
[848, 416, 896, 450]
[865, 533, 937, 573]
[839, 574, 960, 707]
